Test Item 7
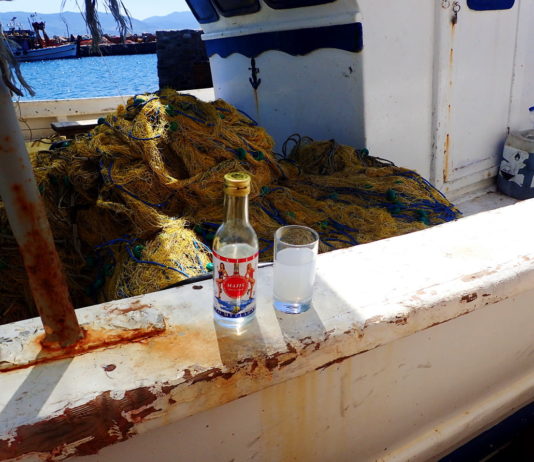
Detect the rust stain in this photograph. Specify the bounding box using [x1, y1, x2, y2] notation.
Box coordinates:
[264, 357, 279, 371]
[128, 406, 158, 423]
[461, 268, 498, 282]
[389, 315, 407, 326]
[0, 325, 164, 373]
[315, 350, 369, 371]
[0, 388, 161, 461]
[443, 133, 450, 182]
[250, 359, 258, 373]
[190, 368, 233, 384]
[110, 299, 152, 314]
[461, 293, 478, 303]
[449, 48, 454, 67]
[237, 357, 259, 374]
[262, 342, 298, 372]
[253, 89, 260, 118]
[11, 183, 81, 347]
[278, 357, 297, 367]
[0, 139, 14, 154]
[103, 364, 116, 372]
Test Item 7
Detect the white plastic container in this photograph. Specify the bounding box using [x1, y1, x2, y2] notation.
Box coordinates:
[498, 107, 534, 199]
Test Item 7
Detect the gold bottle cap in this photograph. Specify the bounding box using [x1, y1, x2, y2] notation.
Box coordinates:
[224, 172, 251, 196]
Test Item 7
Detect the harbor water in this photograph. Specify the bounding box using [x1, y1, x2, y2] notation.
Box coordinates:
[16, 54, 159, 101]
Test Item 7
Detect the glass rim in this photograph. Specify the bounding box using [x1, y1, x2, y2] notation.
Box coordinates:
[274, 225, 319, 247]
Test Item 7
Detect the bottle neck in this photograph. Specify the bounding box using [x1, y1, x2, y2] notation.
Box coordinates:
[224, 193, 249, 224]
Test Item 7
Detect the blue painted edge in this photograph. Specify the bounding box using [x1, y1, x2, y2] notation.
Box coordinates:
[440, 400, 534, 461]
[466, 0, 515, 11]
[205, 23, 363, 58]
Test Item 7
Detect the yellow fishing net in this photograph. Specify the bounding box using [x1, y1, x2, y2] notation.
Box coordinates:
[0, 88, 461, 324]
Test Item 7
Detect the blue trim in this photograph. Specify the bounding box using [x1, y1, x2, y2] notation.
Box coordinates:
[205, 22, 363, 58]
[467, 0, 515, 10]
[440, 401, 534, 461]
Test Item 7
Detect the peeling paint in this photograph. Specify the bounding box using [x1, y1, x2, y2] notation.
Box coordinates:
[0, 388, 160, 461]
[461, 293, 478, 303]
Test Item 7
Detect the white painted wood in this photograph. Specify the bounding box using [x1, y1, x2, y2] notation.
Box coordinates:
[14, 89, 215, 141]
[203, 0, 534, 196]
[70, 295, 534, 462]
[358, 0, 436, 179]
[2, 198, 534, 461]
[431, 0, 533, 197]
[444, 3, 518, 184]
[508, 0, 534, 132]
[210, 49, 365, 151]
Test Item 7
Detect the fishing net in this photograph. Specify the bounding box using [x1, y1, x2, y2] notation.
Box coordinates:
[0, 88, 461, 324]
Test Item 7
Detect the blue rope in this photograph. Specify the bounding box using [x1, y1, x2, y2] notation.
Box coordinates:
[258, 201, 288, 226]
[99, 159, 172, 209]
[95, 235, 199, 279]
[125, 244, 190, 278]
[100, 119, 162, 141]
[259, 238, 273, 254]
[126, 96, 158, 111]
[236, 108, 258, 126]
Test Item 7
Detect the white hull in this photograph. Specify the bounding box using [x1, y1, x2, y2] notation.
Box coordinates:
[12, 42, 78, 62]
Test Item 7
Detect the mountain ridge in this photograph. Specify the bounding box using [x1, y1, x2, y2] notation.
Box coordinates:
[0, 10, 199, 37]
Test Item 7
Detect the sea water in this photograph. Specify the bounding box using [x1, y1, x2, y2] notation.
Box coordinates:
[15, 54, 159, 101]
[273, 247, 317, 314]
[213, 243, 258, 329]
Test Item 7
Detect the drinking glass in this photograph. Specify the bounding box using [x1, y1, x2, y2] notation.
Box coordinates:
[273, 225, 319, 314]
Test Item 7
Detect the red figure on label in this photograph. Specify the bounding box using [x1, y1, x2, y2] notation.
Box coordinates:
[245, 263, 256, 298]
[215, 262, 228, 298]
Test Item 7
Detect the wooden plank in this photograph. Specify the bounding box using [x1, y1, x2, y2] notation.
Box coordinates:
[51, 119, 99, 136]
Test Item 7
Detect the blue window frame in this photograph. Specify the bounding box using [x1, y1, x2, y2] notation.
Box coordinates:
[186, 0, 219, 23]
[466, 0, 515, 10]
[264, 0, 335, 9]
[212, 0, 260, 17]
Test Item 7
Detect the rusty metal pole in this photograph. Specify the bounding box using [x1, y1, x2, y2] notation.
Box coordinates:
[0, 79, 82, 347]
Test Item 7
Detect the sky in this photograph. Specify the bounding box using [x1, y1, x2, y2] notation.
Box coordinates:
[0, 0, 190, 19]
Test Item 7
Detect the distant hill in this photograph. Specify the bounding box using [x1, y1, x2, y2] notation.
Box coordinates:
[142, 12, 200, 31]
[0, 10, 200, 37]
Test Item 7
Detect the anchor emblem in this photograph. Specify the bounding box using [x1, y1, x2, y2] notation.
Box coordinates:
[248, 57, 261, 90]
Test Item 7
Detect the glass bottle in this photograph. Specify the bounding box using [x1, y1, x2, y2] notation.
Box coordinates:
[212, 172, 259, 328]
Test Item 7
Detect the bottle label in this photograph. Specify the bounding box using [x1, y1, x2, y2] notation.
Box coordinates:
[212, 250, 258, 319]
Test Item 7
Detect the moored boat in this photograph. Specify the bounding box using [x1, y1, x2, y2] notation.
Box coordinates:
[3, 18, 78, 62]
[10, 42, 78, 62]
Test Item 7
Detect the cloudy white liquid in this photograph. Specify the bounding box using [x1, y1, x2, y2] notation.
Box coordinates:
[273, 247, 317, 305]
